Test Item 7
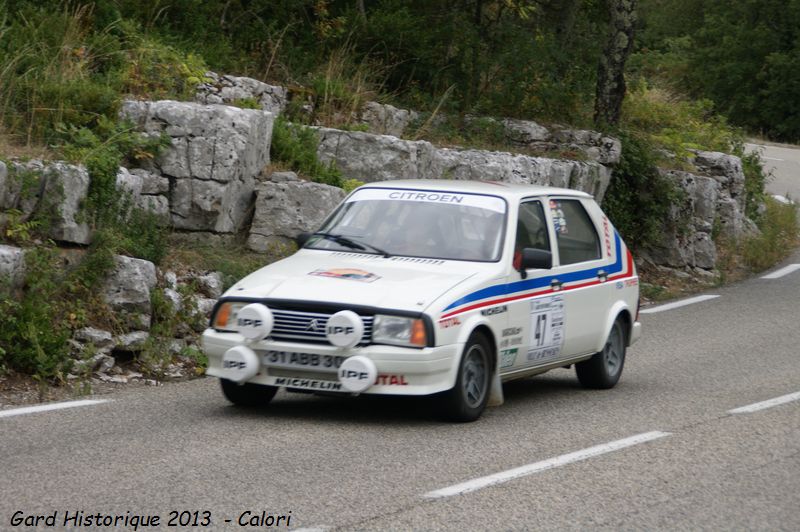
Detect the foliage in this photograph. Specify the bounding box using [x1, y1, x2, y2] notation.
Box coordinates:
[58, 116, 171, 264]
[59, 117, 168, 213]
[341, 178, 364, 194]
[0, 246, 73, 380]
[2, 209, 42, 244]
[736, 146, 770, 222]
[270, 116, 343, 187]
[163, 240, 286, 292]
[601, 130, 681, 251]
[635, 0, 800, 142]
[230, 98, 261, 110]
[741, 198, 800, 272]
[0, 1, 208, 145]
[622, 83, 740, 159]
[413, 114, 509, 150]
[0, 2, 121, 144]
[118, 25, 209, 100]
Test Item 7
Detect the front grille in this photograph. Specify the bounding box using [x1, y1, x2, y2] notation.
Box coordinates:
[270, 308, 374, 345]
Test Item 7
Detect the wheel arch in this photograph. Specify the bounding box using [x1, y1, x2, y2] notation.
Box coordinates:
[470, 324, 498, 372]
[595, 301, 633, 352]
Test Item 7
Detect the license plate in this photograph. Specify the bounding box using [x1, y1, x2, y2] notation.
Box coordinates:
[262, 350, 345, 372]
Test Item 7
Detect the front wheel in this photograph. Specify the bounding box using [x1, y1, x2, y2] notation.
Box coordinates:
[439, 333, 493, 422]
[220, 379, 278, 407]
[575, 318, 626, 389]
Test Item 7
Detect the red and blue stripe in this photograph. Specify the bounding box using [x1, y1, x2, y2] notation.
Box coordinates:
[441, 232, 635, 319]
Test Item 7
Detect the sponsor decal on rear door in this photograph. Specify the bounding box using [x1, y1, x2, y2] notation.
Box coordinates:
[527, 295, 565, 362]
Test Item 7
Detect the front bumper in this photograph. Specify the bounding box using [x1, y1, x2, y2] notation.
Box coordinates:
[202, 328, 462, 396]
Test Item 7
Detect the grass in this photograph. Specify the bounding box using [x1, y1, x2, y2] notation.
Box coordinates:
[161, 238, 293, 292]
[741, 198, 800, 272]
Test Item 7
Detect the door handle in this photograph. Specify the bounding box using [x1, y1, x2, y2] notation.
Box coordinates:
[598, 269, 608, 282]
[550, 279, 562, 290]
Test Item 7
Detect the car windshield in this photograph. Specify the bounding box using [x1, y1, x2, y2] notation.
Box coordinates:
[305, 188, 507, 262]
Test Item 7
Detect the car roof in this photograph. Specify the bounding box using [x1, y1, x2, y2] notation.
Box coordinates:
[358, 180, 593, 200]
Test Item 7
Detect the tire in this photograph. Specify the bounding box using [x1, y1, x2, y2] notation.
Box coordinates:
[439, 332, 493, 422]
[575, 317, 626, 389]
[220, 378, 278, 407]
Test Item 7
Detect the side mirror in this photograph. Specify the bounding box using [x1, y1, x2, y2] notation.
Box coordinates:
[519, 248, 552, 278]
[295, 231, 312, 247]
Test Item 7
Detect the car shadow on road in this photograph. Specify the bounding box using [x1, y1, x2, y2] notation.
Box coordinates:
[203, 372, 602, 426]
[209, 390, 447, 426]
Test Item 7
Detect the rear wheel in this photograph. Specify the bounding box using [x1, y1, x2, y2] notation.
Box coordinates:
[440, 332, 493, 422]
[576, 317, 626, 389]
[220, 379, 278, 407]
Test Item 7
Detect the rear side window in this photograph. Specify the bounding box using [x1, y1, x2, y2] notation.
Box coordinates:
[550, 199, 601, 265]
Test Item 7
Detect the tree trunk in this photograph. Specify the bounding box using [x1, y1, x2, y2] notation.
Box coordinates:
[594, 0, 637, 127]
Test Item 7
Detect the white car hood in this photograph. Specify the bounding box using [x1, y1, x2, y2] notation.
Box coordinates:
[224, 250, 484, 313]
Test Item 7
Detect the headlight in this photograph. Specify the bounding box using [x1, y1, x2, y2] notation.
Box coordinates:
[211, 302, 246, 331]
[372, 315, 427, 347]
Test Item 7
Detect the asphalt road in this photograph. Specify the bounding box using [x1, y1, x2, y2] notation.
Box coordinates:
[746, 142, 800, 200]
[2, 246, 799, 531]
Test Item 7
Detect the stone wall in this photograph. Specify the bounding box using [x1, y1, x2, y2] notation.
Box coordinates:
[644, 151, 758, 272]
[0, 160, 91, 245]
[121, 100, 274, 233]
[314, 127, 614, 202]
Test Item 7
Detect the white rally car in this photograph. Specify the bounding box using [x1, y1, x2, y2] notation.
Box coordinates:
[203, 180, 641, 421]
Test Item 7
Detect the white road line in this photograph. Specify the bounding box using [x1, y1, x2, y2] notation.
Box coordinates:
[762, 156, 785, 161]
[728, 391, 800, 414]
[760, 263, 800, 279]
[0, 399, 109, 419]
[639, 295, 720, 314]
[423, 431, 670, 499]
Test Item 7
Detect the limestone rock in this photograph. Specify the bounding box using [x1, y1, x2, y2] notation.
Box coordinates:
[163, 288, 182, 312]
[2, 161, 91, 244]
[316, 127, 434, 183]
[195, 71, 288, 114]
[135, 194, 170, 219]
[114, 331, 150, 351]
[0, 245, 25, 290]
[132, 168, 170, 195]
[116, 167, 143, 197]
[358, 101, 419, 137]
[314, 127, 612, 201]
[692, 150, 746, 208]
[502, 118, 550, 145]
[121, 99, 274, 233]
[247, 177, 346, 252]
[164, 271, 178, 290]
[197, 272, 223, 299]
[101, 255, 157, 316]
[74, 327, 114, 350]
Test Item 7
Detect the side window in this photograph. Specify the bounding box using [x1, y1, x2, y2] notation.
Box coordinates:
[516, 201, 550, 253]
[550, 199, 601, 265]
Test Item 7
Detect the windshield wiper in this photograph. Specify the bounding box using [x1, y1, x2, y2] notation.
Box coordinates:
[312, 232, 391, 258]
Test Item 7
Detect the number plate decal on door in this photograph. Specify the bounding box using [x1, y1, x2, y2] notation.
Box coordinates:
[527, 295, 565, 362]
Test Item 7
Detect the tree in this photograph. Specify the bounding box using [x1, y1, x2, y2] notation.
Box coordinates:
[594, 0, 637, 127]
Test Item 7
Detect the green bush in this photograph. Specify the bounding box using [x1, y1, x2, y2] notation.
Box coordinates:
[741, 198, 800, 272]
[58, 116, 171, 264]
[0, 246, 73, 380]
[622, 83, 740, 160]
[270, 116, 343, 187]
[601, 130, 682, 251]
[735, 145, 769, 222]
